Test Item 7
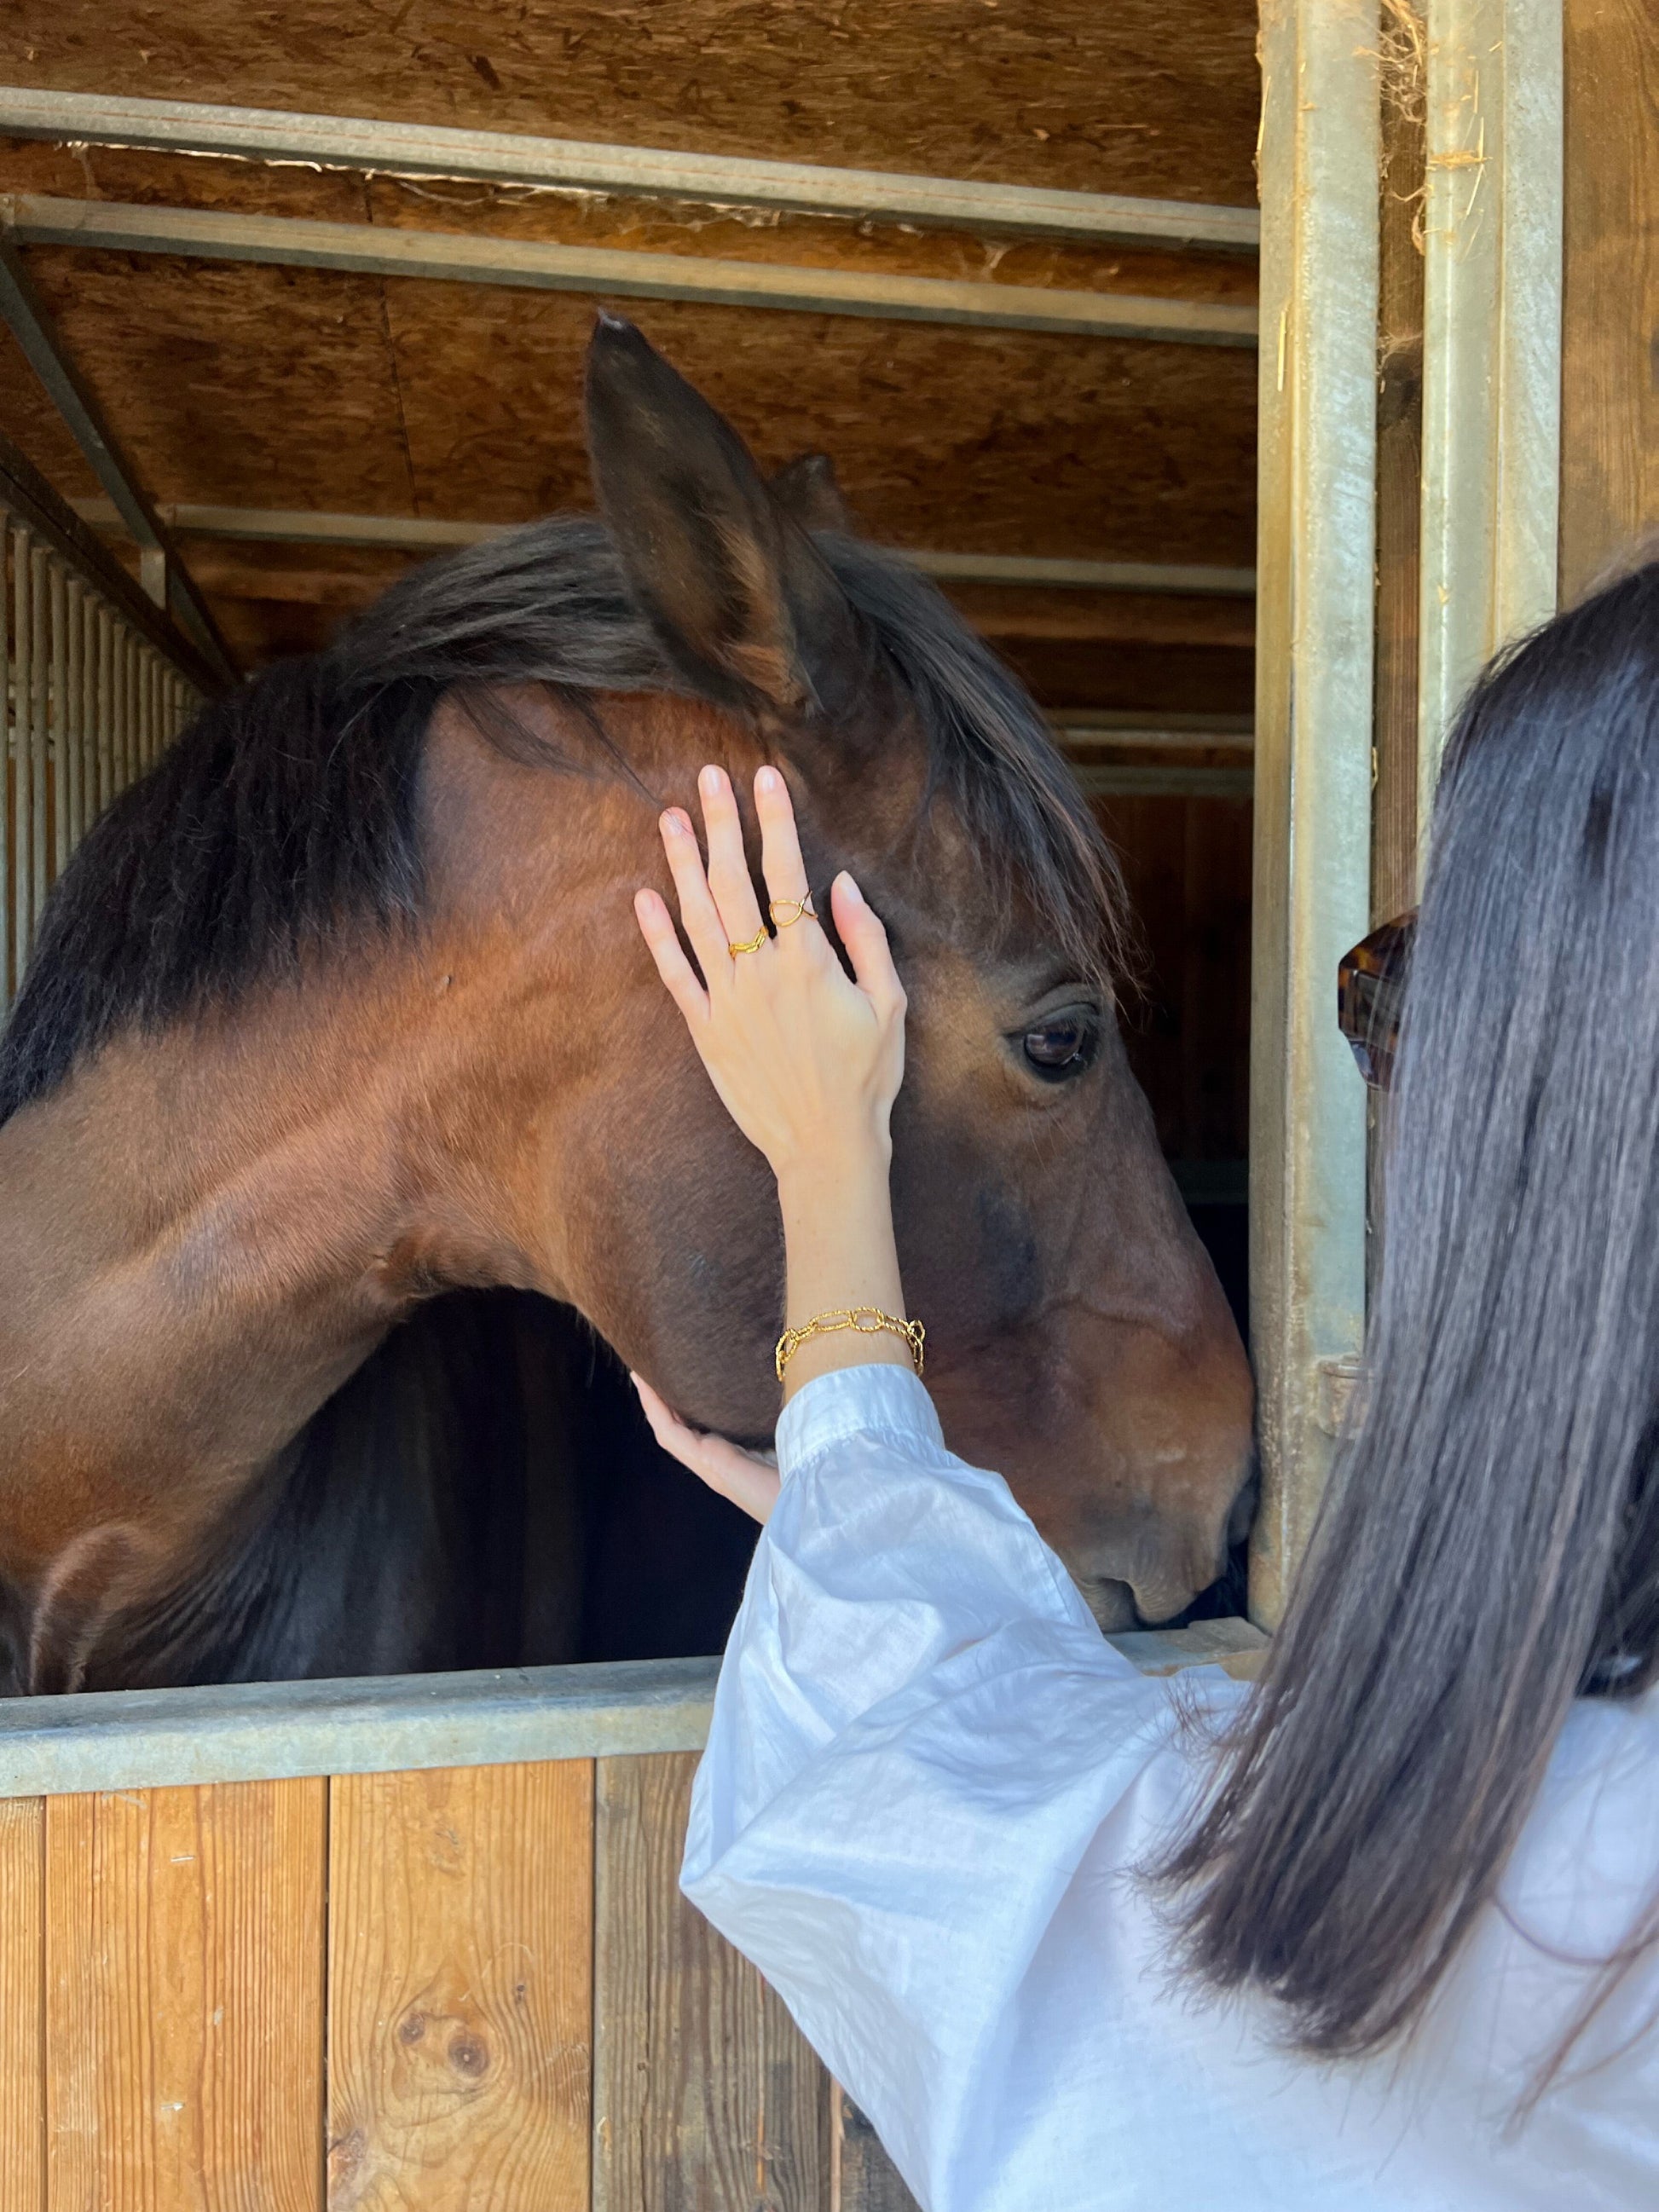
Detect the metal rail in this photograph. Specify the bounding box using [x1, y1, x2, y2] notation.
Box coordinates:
[1, 436, 206, 1008]
[0, 241, 238, 686]
[66, 496, 1260, 598]
[0, 86, 1263, 257]
[0, 1621, 1266, 1799]
[0, 194, 1260, 350]
[1248, 0, 1379, 1631]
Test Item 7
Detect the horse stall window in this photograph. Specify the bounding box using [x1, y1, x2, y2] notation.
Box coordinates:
[0, 0, 1623, 2202]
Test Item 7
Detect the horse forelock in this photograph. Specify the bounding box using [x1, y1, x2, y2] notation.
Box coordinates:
[0, 516, 1124, 1123]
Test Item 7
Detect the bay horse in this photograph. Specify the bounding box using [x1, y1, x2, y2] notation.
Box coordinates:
[0, 317, 1254, 1695]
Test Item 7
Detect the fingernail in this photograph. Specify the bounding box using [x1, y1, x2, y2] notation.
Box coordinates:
[838, 870, 864, 905]
[661, 809, 685, 836]
[699, 764, 721, 796]
[757, 765, 782, 794]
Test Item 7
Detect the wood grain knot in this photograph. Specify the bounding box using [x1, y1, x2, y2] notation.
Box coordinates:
[396, 2011, 425, 2045]
[448, 2031, 489, 2076]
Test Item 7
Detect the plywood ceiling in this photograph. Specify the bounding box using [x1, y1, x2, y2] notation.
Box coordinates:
[0, 3, 1260, 702]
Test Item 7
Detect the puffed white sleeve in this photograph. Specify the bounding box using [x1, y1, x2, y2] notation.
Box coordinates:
[679, 1363, 1204, 2209]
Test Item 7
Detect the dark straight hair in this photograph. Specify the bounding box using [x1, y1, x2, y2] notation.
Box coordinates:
[1165, 558, 1659, 2067]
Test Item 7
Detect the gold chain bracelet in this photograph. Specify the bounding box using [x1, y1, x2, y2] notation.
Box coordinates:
[775, 1307, 925, 1383]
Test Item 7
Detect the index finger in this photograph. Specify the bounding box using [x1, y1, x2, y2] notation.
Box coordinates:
[754, 765, 812, 910]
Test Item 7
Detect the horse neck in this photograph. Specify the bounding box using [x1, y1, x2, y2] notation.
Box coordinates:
[0, 933, 574, 1597]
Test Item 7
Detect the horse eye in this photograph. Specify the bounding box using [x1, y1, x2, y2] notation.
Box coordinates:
[1022, 1011, 1097, 1079]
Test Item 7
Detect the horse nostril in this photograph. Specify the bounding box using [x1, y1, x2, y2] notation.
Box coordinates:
[1225, 1462, 1261, 1549]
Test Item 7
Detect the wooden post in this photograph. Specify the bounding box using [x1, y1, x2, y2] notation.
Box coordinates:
[1559, 0, 1658, 598]
[1419, 0, 1563, 829]
[0, 511, 10, 1005]
[1249, 0, 1379, 1628]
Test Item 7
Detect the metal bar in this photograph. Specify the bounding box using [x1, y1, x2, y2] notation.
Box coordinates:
[0, 1620, 1264, 1799]
[0, 245, 238, 685]
[0, 88, 1263, 257]
[1072, 764, 1254, 800]
[72, 578, 90, 844]
[95, 603, 113, 817]
[1419, 0, 1564, 845]
[0, 508, 9, 1003]
[1249, 0, 1379, 1631]
[69, 496, 1260, 597]
[906, 552, 1257, 595]
[12, 525, 32, 964]
[138, 644, 153, 776]
[113, 624, 129, 794]
[124, 628, 140, 789]
[26, 541, 46, 930]
[0, 434, 217, 692]
[48, 552, 66, 878]
[1, 194, 1260, 351]
[1049, 707, 1256, 736]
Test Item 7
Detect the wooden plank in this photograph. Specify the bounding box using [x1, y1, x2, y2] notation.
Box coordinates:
[327, 1760, 592, 2211]
[833, 2090, 921, 2212]
[1418, 0, 1561, 821]
[1560, 0, 1659, 600]
[0, 1798, 44, 2212]
[44, 1778, 326, 2212]
[594, 1751, 831, 2212]
[0, 2, 1264, 209]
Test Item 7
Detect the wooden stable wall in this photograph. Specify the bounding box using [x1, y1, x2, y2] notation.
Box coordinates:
[0, 1753, 852, 2212]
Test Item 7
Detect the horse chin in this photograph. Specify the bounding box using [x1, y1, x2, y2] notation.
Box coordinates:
[1077, 1575, 1140, 1633]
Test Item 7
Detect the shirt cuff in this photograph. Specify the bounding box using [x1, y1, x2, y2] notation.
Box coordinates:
[774, 1363, 945, 1482]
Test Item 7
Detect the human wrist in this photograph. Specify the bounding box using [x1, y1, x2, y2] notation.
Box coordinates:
[770, 1122, 892, 1205]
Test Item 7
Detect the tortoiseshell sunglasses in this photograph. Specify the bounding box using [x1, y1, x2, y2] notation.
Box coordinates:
[1338, 910, 1415, 1090]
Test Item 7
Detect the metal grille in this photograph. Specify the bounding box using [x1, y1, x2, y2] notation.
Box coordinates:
[1, 498, 205, 1010]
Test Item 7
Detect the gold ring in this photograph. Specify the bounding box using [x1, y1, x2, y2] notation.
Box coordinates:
[728, 926, 768, 957]
[769, 896, 818, 927]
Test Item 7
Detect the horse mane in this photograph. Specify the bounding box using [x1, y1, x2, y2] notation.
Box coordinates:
[0, 517, 1124, 1122]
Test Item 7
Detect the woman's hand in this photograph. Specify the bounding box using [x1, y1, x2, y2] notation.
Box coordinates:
[633, 764, 905, 1180]
[631, 1373, 783, 1523]
[633, 761, 915, 1402]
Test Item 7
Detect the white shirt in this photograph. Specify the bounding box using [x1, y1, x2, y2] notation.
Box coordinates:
[681, 1366, 1659, 2212]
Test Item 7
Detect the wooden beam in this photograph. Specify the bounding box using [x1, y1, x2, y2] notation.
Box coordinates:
[66, 495, 1258, 595]
[1249, 0, 1379, 1631]
[1559, 0, 1659, 601]
[0, 193, 1260, 349]
[1419, 0, 1563, 835]
[0, 86, 1262, 257]
[0, 242, 237, 683]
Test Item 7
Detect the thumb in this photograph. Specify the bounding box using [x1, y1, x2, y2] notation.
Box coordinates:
[830, 872, 903, 1010]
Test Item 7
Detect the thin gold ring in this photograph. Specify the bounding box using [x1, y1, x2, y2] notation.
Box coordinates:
[727, 926, 768, 957]
[769, 895, 818, 928]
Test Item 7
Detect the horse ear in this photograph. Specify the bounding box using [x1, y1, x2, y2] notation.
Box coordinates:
[770, 452, 852, 534]
[585, 315, 869, 723]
